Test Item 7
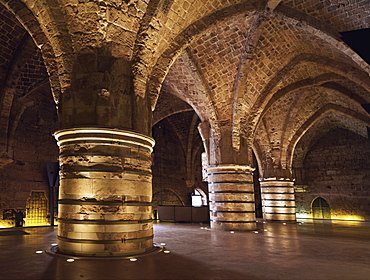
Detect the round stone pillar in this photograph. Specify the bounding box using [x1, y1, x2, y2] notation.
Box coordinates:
[54, 127, 155, 257]
[207, 165, 257, 231]
[260, 179, 296, 222]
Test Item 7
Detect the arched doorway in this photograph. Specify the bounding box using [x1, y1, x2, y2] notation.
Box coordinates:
[312, 197, 331, 219]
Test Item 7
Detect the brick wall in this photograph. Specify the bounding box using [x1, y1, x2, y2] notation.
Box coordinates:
[152, 113, 206, 209]
[295, 128, 370, 220]
[0, 87, 58, 225]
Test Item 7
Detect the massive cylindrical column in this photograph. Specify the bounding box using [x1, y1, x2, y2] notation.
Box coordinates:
[260, 179, 296, 222]
[54, 127, 155, 257]
[207, 165, 257, 231]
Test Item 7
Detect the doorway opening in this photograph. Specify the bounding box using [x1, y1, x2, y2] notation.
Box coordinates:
[311, 197, 331, 219]
[25, 191, 49, 226]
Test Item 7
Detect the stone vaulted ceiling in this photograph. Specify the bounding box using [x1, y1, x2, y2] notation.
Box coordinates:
[159, 0, 370, 173]
[0, 0, 369, 173]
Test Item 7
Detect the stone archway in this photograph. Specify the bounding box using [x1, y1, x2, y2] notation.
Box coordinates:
[311, 197, 331, 219]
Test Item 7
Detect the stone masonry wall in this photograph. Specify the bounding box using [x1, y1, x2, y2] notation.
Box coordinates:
[152, 117, 206, 209]
[295, 128, 370, 220]
[152, 119, 189, 207]
[0, 87, 58, 226]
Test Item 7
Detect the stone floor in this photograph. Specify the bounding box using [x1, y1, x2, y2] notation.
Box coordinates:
[1, 219, 370, 280]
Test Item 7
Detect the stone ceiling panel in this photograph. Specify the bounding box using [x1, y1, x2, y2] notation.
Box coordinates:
[15, 41, 48, 98]
[164, 52, 217, 123]
[293, 112, 369, 167]
[0, 3, 27, 86]
[242, 17, 355, 109]
[187, 13, 255, 124]
[153, 85, 193, 125]
[236, 14, 368, 143]
[145, 0, 250, 64]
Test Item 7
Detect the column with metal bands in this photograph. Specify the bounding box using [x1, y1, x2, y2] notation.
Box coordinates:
[54, 127, 155, 257]
[260, 179, 296, 222]
[207, 165, 257, 231]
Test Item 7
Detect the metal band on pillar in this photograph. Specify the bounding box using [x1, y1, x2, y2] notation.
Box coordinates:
[54, 127, 155, 257]
[207, 165, 257, 231]
[260, 179, 296, 222]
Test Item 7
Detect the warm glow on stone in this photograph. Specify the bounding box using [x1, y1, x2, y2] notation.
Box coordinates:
[55, 127, 155, 257]
[54, 128, 155, 152]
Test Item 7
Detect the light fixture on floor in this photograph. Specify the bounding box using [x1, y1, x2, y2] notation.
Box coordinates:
[129, 258, 137, 262]
[36, 251, 43, 254]
[66, 259, 75, 262]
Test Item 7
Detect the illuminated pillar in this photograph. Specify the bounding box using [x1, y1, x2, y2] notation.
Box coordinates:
[208, 165, 257, 231]
[260, 178, 296, 222]
[54, 127, 155, 257]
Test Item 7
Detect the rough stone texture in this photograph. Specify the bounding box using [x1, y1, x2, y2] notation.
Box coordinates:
[152, 111, 206, 208]
[260, 180, 296, 221]
[0, 4, 27, 85]
[208, 165, 257, 231]
[295, 128, 370, 220]
[187, 13, 255, 125]
[0, 0, 369, 240]
[152, 86, 193, 125]
[0, 85, 58, 226]
[55, 128, 155, 256]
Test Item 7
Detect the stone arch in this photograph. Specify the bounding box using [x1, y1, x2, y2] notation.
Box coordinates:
[143, 2, 370, 111]
[241, 54, 370, 144]
[153, 108, 194, 126]
[6, 82, 53, 158]
[194, 187, 208, 206]
[260, 73, 368, 125]
[142, 0, 266, 109]
[251, 143, 264, 178]
[0, 0, 64, 102]
[273, 7, 370, 73]
[278, 83, 369, 169]
[152, 83, 194, 125]
[311, 197, 331, 220]
[287, 104, 370, 170]
[153, 188, 185, 206]
[159, 51, 220, 141]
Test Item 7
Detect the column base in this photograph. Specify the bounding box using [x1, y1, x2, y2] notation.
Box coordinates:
[260, 179, 297, 222]
[207, 165, 257, 231]
[54, 127, 155, 257]
[211, 221, 257, 231]
[46, 244, 163, 259]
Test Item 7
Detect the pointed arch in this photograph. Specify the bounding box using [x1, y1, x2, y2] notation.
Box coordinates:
[241, 54, 370, 144]
[287, 104, 370, 169]
[0, 0, 67, 102]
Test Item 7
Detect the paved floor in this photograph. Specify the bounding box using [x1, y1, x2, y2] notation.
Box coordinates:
[0, 219, 370, 280]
